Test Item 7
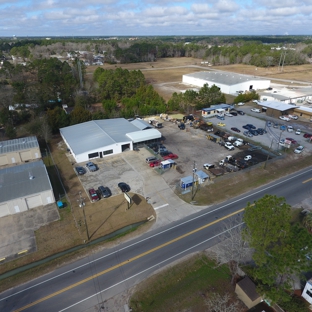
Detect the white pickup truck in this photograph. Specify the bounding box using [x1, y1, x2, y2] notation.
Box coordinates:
[224, 142, 235, 150]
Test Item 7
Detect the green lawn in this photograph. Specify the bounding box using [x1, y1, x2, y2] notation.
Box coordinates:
[130, 254, 236, 312]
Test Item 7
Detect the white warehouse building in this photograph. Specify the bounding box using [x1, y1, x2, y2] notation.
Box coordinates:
[60, 118, 162, 163]
[0, 160, 55, 217]
[182, 71, 270, 95]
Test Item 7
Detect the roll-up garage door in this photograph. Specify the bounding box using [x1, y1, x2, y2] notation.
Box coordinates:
[26, 195, 42, 209]
[0, 204, 10, 217]
[20, 151, 32, 162]
[0, 155, 8, 166]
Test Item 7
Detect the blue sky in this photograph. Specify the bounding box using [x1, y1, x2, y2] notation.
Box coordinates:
[0, 0, 311, 36]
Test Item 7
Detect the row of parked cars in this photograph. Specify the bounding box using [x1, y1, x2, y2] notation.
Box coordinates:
[87, 182, 131, 202]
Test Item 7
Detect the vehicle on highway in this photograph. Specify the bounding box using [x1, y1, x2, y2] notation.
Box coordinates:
[294, 146, 304, 154]
[244, 155, 252, 161]
[237, 102, 244, 106]
[225, 112, 233, 117]
[279, 116, 290, 121]
[295, 129, 301, 135]
[237, 110, 245, 115]
[86, 161, 97, 172]
[118, 182, 130, 193]
[150, 160, 161, 167]
[75, 166, 86, 175]
[203, 163, 215, 170]
[98, 186, 112, 198]
[224, 142, 235, 150]
[251, 108, 261, 113]
[217, 122, 226, 127]
[286, 137, 297, 144]
[89, 188, 99, 202]
[231, 127, 240, 133]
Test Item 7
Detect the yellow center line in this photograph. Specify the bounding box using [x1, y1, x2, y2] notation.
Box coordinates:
[14, 207, 245, 312]
[302, 177, 312, 184]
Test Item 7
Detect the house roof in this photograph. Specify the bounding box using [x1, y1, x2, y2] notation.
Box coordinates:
[0, 160, 52, 202]
[60, 118, 161, 156]
[237, 276, 260, 301]
[0, 136, 39, 155]
[202, 104, 233, 112]
[184, 71, 269, 86]
[180, 176, 195, 184]
[130, 119, 152, 130]
[259, 101, 295, 112]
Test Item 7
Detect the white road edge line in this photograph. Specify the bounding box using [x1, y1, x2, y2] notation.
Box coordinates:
[59, 223, 244, 311]
[1, 166, 311, 302]
[154, 204, 169, 210]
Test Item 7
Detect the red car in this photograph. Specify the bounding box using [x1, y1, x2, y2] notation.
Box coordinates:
[150, 160, 161, 167]
[303, 133, 312, 139]
[89, 188, 99, 202]
[163, 153, 178, 160]
[285, 137, 297, 144]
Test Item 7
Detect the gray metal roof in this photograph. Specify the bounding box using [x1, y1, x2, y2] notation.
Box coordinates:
[202, 104, 233, 112]
[0, 160, 53, 203]
[260, 101, 294, 111]
[60, 118, 162, 155]
[0, 136, 39, 155]
[130, 119, 152, 130]
[184, 71, 269, 86]
[126, 129, 161, 143]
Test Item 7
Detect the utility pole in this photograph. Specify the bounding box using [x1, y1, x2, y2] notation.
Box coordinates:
[78, 192, 89, 241]
[191, 161, 196, 200]
[264, 138, 274, 169]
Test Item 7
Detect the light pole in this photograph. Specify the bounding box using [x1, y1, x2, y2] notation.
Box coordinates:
[78, 192, 89, 241]
[191, 161, 196, 200]
[264, 138, 275, 169]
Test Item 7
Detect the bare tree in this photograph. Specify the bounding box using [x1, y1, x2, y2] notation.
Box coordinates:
[205, 292, 240, 312]
[212, 216, 253, 284]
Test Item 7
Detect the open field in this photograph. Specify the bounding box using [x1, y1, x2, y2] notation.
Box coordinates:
[129, 253, 245, 312]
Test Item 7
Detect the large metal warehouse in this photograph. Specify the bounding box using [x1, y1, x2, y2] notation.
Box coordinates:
[182, 71, 270, 95]
[0, 136, 41, 167]
[0, 160, 55, 217]
[60, 118, 162, 163]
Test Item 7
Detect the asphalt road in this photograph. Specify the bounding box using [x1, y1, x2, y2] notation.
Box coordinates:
[1, 166, 312, 312]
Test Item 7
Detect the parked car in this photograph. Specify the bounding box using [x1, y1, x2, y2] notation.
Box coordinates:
[295, 129, 301, 135]
[217, 122, 226, 127]
[86, 161, 97, 172]
[279, 116, 290, 121]
[163, 153, 178, 160]
[273, 123, 279, 128]
[243, 131, 253, 137]
[244, 155, 252, 161]
[146, 156, 158, 163]
[287, 125, 294, 132]
[249, 129, 258, 136]
[233, 140, 243, 147]
[294, 146, 304, 154]
[150, 160, 161, 167]
[288, 114, 298, 120]
[75, 166, 86, 175]
[286, 137, 297, 144]
[118, 182, 130, 193]
[251, 108, 261, 113]
[203, 163, 215, 170]
[225, 112, 233, 117]
[98, 186, 112, 198]
[267, 121, 272, 127]
[237, 110, 245, 115]
[246, 124, 256, 129]
[224, 142, 235, 150]
[231, 127, 240, 133]
[89, 188, 99, 202]
[237, 102, 244, 106]
[303, 133, 312, 138]
[230, 111, 237, 116]
[280, 125, 287, 131]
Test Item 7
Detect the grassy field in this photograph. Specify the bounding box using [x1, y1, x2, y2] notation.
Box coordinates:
[129, 253, 245, 312]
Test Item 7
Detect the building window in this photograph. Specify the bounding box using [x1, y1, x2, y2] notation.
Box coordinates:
[103, 149, 113, 155]
[306, 290, 312, 298]
[88, 152, 99, 159]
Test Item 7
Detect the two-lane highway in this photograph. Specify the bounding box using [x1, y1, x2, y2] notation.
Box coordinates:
[1, 166, 312, 311]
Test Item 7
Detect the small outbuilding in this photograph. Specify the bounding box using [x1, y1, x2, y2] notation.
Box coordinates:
[302, 278, 312, 304]
[0, 136, 41, 167]
[180, 176, 195, 190]
[0, 160, 55, 217]
[235, 276, 261, 309]
[195, 170, 209, 183]
[161, 159, 175, 169]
